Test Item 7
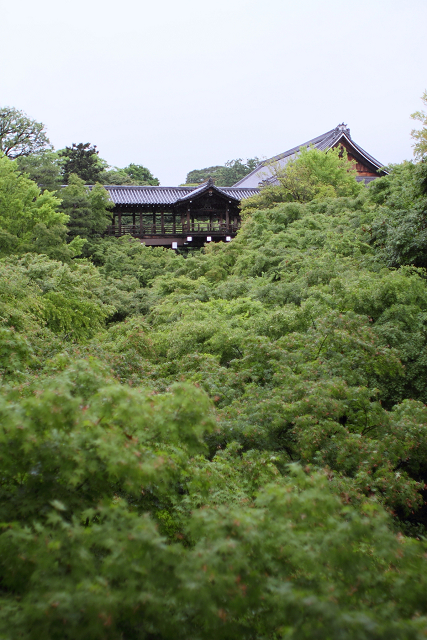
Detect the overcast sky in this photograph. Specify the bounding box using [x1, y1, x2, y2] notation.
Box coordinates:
[1, 0, 426, 185]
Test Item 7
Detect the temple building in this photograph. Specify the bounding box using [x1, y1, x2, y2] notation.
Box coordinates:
[103, 179, 258, 247]
[234, 123, 387, 188]
[103, 124, 386, 247]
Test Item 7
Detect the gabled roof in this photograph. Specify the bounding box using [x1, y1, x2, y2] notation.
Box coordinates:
[233, 124, 386, 188]
[176, 177, 241, 203]
[105, 185, 193, 205]
[102, 181, 259, 207]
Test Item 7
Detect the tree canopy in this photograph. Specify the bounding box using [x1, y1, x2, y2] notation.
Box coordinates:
[242, 145, 363, 211]
[0, 155, 85, 261]
[411, 90, 427, 160]
[186, 157, 259, 186]
[58, 144, 160, 187]
[59, 142, 104, 184]
[1, 105, 159, 188]
[0, 106, 51, 158]
[122, 162, 160, 185]
[60, 174, 113, 242]
[16, 150, 63, 192]
[0, 155, 65, 244]
[99, 163, 160, 186]
[3, 103, 427, 638]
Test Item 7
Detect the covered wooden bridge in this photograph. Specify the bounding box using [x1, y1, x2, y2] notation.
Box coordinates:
[103, 178, 259, 248]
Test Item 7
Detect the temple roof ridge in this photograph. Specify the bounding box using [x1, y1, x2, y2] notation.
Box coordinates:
[232, 124, 386, 188]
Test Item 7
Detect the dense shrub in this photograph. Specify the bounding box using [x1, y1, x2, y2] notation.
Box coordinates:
[3, 150, 427, 637]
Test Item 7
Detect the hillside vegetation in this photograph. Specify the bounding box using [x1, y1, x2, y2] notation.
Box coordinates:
[1, 140, 427, 638]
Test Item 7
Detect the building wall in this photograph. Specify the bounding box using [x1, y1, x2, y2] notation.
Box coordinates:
[338, 142, 379, 177]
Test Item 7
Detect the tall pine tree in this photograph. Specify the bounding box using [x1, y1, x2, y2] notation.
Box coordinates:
[59, 142, 103, 184]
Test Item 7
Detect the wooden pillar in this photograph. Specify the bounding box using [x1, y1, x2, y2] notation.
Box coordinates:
[112, 212, 116, 235]
[152, 211, 156, 234]
[139, 211, 143, 237]
[161, 211, 165, 234]
[118, 211, 122, 236]
[187, 208, 191, 232]
[132, 212, 136, 230]
[225, 206, 229, 232]
[172, 211, 176, 234]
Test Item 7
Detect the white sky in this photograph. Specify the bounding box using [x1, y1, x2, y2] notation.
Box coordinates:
[1, 0, 426, 185]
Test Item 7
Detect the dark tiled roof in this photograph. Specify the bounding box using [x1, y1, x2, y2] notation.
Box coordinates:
[104, 185, 193, 205]
[103, 182, 259, 206]
[233, 124, 386, 188]
[221, 187, 260, 199]
[175, 177, 259, 203]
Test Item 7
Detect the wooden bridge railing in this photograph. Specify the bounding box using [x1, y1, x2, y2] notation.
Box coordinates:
[106, 221, 240, 238]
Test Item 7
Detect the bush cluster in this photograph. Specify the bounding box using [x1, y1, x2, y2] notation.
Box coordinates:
[1, 149, 427, 638]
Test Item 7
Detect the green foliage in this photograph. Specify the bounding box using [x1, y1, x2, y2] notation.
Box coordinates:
[186, 157, 259, 186]
[368, 162, 427, 267]
[29, 223, 86, 262]
[411, 90, 427, 160]
[1, 409, 427, 640]
[0, 106, 51, 158]
[88, 182, 115, 235]
[59, 142, 104, 184]
[0, 254, 114, 342]
[16, 150, 63, 192]
[86, 236, 185, 321]
[59, 144, 160, 187]
[5, 133, 427, 636]
[122, 163, 160, 185]
[60, 174, 113, 242]
[0, 155, 67, 255]
[98, 166, 134, 184]
[97, 163, 160, 186]
[243, 146, 363, 211]
[0, 327, 33, 377]
[0, 155, 86, 262]
[185, 164, 223, 185]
